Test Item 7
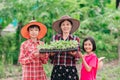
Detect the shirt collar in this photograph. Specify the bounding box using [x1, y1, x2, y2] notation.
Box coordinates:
[58, 34, 74, 40]
[29, 39, 40, 44]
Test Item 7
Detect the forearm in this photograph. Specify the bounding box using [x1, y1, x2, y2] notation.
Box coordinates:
[19, 53, 36, 65]
[69, 51, 80, 61]
[81, 57, 92, 72]
[49, 53, 55, 60]
[39, 53, 49, 64]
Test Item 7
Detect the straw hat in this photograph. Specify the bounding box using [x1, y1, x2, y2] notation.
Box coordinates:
[21, 21, 47, 39]
[52, 15, 80, 33]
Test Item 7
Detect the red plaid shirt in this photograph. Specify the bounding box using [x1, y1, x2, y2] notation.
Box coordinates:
[49, 34, 80, 66]
[19, 39, 48, 80]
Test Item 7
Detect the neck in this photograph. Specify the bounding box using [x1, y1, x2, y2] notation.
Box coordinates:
[30, 38, 37, 42]
[86, 51, 93, 55]
[62, 32, 70, 40]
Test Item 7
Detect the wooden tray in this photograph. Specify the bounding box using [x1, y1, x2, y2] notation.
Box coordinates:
[39, 48, 78, 53]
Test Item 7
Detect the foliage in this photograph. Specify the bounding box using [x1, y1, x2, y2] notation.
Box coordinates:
[75, 9, 120, 60]
[38, 40, 78, 50]
[0, 0, 119, 63]
[0, 34, 18, 64]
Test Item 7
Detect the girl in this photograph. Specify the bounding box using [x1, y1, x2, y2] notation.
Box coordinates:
[79, 37, 98, 80]
[19, 21, 48, 80]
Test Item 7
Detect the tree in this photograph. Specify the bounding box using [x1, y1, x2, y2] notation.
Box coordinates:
[0, 25, 2, 36]
[116, 0, 120, 9]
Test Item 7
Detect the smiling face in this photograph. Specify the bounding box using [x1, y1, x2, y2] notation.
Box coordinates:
[84, 40, 93, 53]
[60, 20, 72, 33]
[28, 26, 40, 39]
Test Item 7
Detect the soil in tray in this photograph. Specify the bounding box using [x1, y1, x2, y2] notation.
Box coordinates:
[39, 48, 78, 53]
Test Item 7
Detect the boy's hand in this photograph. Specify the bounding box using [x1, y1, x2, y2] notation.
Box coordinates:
[50, 53, 55, 56]
[39, 53, 48, 58]
[33, 49, 39, 57]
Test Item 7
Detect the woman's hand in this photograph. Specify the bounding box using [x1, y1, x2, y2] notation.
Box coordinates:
[69, 51, 76, 56]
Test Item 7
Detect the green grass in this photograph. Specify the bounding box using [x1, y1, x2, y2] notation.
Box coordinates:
[97, 60, 120, 80]
[0, 60, 120, 80]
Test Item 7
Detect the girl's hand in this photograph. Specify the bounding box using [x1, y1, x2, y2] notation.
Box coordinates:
[98, 57, 105, 70]
[98, 57, 105, 61]
[78, 51, 83, 58]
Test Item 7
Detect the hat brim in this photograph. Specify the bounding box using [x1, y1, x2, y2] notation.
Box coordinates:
[21, 22, 47, 39]
[52, 18, 80, 33]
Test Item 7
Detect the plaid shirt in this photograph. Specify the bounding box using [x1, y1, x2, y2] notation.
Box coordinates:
[49, 34, 80, 66]
[19, 39, 48, 80]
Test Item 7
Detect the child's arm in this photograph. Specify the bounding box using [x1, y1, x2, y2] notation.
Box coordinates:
[79, 52, 92, 72]
[81, 56, 92, 72]
[97, 57, 105, 70]
[19, 43, 39, 65]
[39, 53, 49, 64]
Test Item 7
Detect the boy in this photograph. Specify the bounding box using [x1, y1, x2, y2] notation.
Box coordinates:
[19, 21, 48, 80]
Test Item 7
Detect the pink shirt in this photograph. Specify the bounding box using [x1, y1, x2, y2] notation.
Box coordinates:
[80, 53, 98, 80]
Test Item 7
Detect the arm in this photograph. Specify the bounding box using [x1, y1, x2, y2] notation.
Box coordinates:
[39, 53, 49, 64]
[18, 43, 38, 65]
[49, 35, 57, 60]
[97, 57, 105, 70]
[79, 52, 92, 72]
[69, 36, 81, 61]
[81, 55, 92, 72]
[69, 51, 80, 61]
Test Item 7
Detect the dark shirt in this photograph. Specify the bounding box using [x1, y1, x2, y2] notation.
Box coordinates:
[49, 34, 80, 66]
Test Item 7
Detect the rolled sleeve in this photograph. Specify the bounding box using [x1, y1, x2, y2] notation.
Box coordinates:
[19, 43, 37, 65]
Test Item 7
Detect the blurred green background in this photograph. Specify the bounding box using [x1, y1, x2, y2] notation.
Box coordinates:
[0, 0, 120, 80]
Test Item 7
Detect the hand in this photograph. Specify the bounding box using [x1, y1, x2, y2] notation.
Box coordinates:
[78, 51, 83, 58]
[69, 51, 76, 56]
[98, 57, 105, 62]
[39, 53, 48, 58]
[33, 49, 39, 57]
[50, 53, 55, 56]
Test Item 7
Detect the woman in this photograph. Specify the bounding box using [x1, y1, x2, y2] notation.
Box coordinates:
[49, 15, 81, 80]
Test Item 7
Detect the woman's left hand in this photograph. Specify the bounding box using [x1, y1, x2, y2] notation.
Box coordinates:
[69, 51, 76, 56]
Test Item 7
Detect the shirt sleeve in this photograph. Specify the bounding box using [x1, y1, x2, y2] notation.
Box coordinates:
[49, 35, 57, 62]
[74, 36, 81, 61]
[89, 56, 98, 68]
[18, 43, 37, 65]
[39, 53, 49, 64]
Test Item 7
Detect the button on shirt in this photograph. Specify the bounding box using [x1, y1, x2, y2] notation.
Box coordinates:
[19, 39, 48, 80]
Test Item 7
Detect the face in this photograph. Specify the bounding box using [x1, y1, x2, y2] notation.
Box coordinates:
[84, 40, 93, 53]
[28, 27, 39, 39]
[60, 20, 72, 33]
